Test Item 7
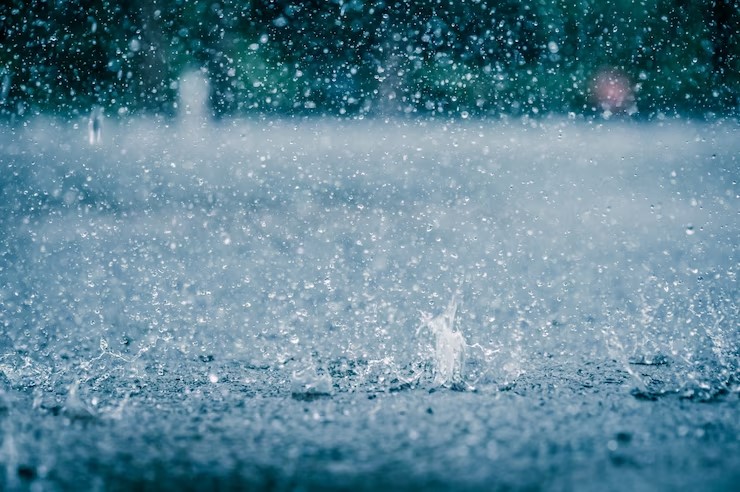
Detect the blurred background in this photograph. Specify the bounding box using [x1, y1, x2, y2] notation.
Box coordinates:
[0, 0, 737, 120]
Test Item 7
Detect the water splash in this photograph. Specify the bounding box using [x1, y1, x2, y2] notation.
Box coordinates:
[417, 294, 467, 389]
[290, 361, 334, 400]
[602, 325, 648, 393]
[63, 381, 95, 420]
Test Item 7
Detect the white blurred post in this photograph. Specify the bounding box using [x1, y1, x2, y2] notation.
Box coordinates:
[88, 106, 103, 145]
[178, 69, 211, 128]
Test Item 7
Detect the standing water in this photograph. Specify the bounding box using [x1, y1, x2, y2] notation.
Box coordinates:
[0, 118, 737, 491]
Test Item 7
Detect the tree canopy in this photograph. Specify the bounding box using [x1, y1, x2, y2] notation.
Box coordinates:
[1, 0, 737, 119]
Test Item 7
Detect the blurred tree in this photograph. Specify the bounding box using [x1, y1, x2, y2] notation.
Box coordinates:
[708, 0, 739, 112]
[0, 0, 179, 117]
[0, 0, 736, 119]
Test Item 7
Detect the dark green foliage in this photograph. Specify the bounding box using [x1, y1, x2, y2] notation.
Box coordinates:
[0, 0, 737, 119]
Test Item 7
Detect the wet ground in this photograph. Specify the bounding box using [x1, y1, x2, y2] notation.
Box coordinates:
[1, 117, 738, 490]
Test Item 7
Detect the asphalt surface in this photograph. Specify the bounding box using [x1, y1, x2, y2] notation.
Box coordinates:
[0, 117, 738, 491]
